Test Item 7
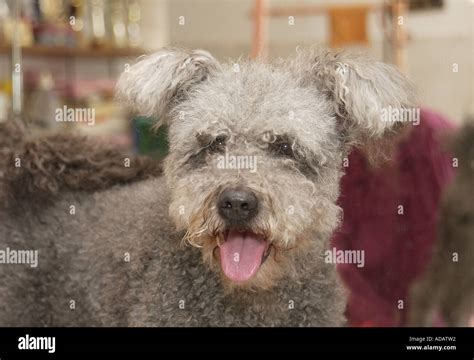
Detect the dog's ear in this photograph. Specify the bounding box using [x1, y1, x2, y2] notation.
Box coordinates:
[116, 48, 220, 122]
[297, 48, 416, 150]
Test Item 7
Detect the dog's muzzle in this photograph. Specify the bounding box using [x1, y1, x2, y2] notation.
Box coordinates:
[216, 188, 269, 283]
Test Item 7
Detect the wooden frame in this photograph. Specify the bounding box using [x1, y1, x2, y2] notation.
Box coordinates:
[250, 0, 409, 71]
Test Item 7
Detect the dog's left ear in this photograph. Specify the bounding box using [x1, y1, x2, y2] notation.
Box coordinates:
[297, 48, 416, 147]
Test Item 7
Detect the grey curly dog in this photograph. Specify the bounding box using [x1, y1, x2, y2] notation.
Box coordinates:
[0, 47, 414, 326]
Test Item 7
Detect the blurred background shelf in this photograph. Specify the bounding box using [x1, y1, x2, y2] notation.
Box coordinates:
[0, 45, 145, 58]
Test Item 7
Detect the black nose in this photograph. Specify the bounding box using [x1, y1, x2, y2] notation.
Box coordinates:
[218, 188, 259, 223]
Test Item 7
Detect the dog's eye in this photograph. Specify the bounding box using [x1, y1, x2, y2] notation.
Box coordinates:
[209, 135, 227, 152]
[275, 142, 293, 157]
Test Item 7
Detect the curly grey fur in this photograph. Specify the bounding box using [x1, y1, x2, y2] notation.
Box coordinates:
[0, 47, 414, 326]
[0, 125, 162, 206]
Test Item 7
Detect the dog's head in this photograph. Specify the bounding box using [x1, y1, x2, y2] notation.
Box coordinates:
[117, 47, 415, 290]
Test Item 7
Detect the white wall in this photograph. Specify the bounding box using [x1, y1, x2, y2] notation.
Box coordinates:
[140, 0, 170, 50]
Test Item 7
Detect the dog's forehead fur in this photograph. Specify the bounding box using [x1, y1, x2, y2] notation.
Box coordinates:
[169, 61, 338, 155]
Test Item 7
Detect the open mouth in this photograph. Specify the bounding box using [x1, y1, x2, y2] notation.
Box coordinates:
[218, 229, 271, 283]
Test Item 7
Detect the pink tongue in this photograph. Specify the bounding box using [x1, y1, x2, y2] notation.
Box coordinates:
[219, 230, 267, 282]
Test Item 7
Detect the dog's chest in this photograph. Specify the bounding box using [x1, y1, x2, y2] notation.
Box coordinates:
[128, 246, 329, 326]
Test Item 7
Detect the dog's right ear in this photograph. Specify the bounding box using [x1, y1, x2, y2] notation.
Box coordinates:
[116, 48, 220, 122]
